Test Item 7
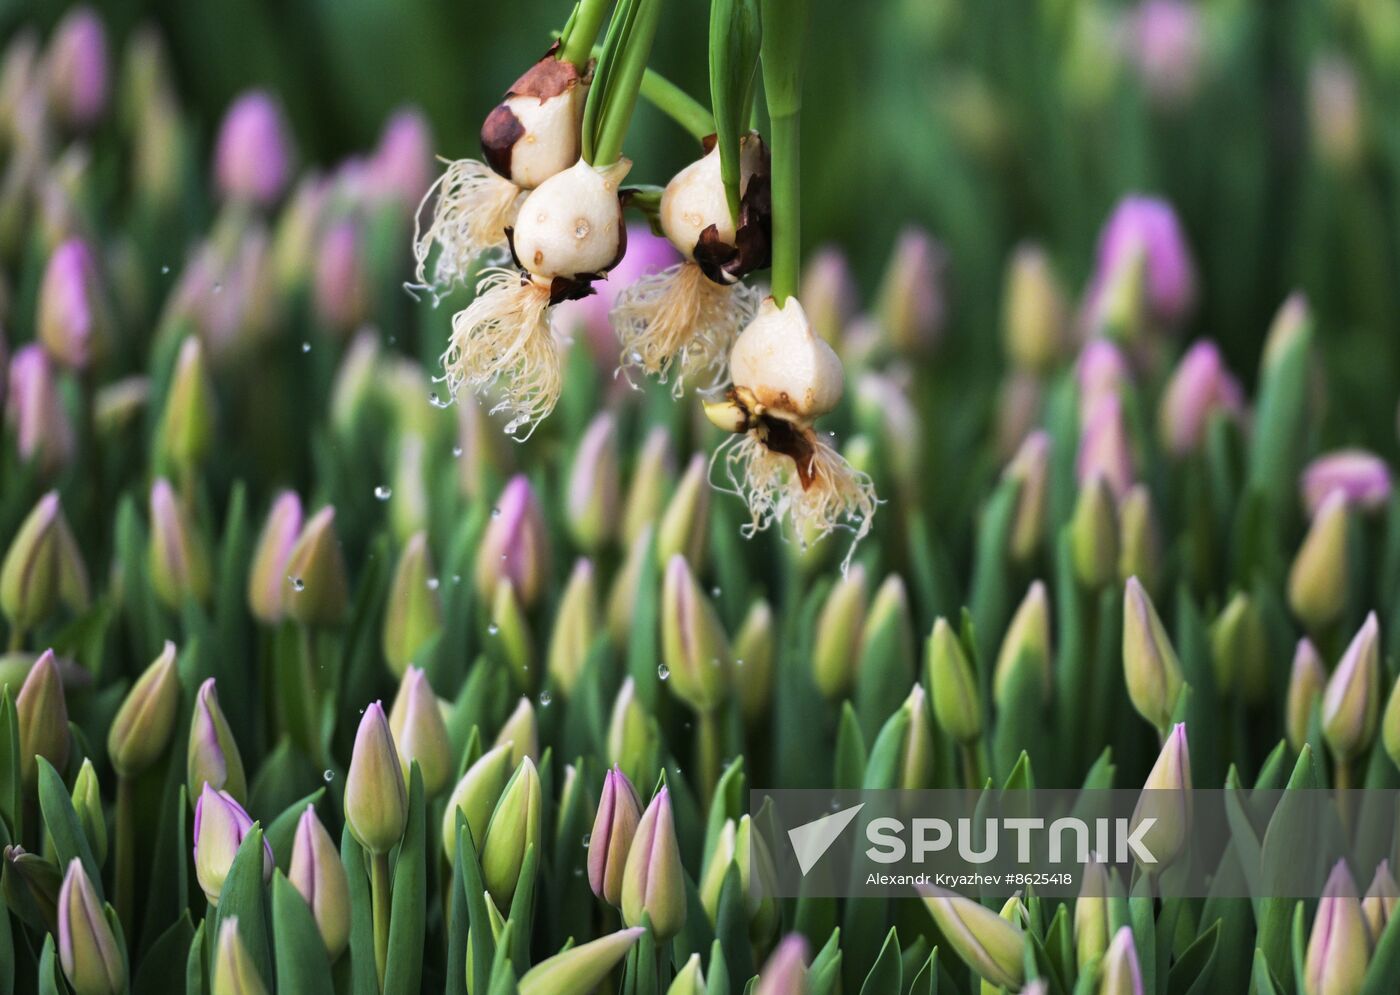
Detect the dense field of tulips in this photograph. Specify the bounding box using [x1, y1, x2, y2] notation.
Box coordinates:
[4, 0, 1400, 993]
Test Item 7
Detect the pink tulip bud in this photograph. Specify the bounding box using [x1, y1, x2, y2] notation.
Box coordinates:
[1125, 0, 1204, 109]
[876, 226, 947, 354]
[1158, 339, 1243, 456]
[247, 491, 303, 624]
[1301, 450, 1392, 518]
[475, 475, 549, 607]
[6, 345, 74, 475]
[193, 784, 273, 906]
[1087, 196, 1196, 331]
[312, 215, 370, 336]
[801, 246, 857, 345]
[754, 935, 810, 995]
[367, 108, 433, 213]
[214, 90, 293, 207]
[1078, 395, 1135, 500]
[1304, 861, 1370, 995]
[39, 237, 107, 370]
[46, 7, 109, 128]
[1077, 339, 1131, 420]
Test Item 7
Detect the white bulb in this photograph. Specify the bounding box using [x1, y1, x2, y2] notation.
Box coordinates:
[730, 295, 845, 421]
[511, 158, 630, 282]
[659, 135, 764, 257]
[500, 88, 587, 189]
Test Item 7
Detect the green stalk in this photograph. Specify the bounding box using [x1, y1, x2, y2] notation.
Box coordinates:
[767, 111, 800, 303]
[640, 69, 715, 142]
[115, 775, 136, 930]
[759, 0, 809, 302]
[371, 851, 392, 990]
[585, 0, 665, 167]
[559, 0, 613, 69]
[697, 710, 724, 805]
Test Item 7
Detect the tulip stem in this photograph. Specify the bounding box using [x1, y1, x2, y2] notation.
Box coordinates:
[697, 710, 724, 805]
[371, 851, 392, 990]
[766, 111, 800, 303]
[558, 0, 613, 69]
[6, 626, 21, 652]
[115, 774, 136, 930]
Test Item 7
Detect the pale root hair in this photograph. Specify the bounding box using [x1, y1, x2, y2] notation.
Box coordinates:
[412, 158, 522, 300]
[710, 425, 878, 573]
[611, 261, 759, 396]
[440, 268, 560, 438]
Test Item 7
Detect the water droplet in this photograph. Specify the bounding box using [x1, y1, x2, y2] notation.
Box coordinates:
[301, 341, 312, 353]
[289, 576, 305, 592]
[581, 832, 592, 847]
[490, 506, 501, 518]
[452, 574, 462, 584]
[487, 623, 499, 636]
[657, 664, 670, 681]
[161, 264, 171, 274]
[574, 220, 591, 239]
[374, 485, 392, 500]
[711, 586, 722, 598]
[735, 658, 745, 668]
[212, 282, 222, 294]
[539, 690, 552, 707]
[452, 446, 463, 458]
[426, 577, 440, 590]
[323, 769, 335, 783]
[429, 392, 448, 408]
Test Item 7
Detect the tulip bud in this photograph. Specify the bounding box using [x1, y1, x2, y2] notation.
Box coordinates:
[57, 859, 123, 995]
[366, 108, 433, 213]
[158, 336, 214, 469]
[655, 454, 710, 572]
[588, 766, 642, 907]
[876, 227, 945, 354]
[733, 599, 775, 722]
[68, 759, 106, 866]
[1131, 722, 1192, 871]
[1088, 196, 1195, 332]
[1004, 430, 1050, 563]
[812, 563, 867, 700]
[247, 491, 302, 624]
[1077, 339, 1130, 419]
[993, 580, 1052, 706]
[1098, 926, 1144, 995]
[898, 684, 936, 790]
[667, 954, 706, 995]
[345, 702, 408, 855]
[1075, 859, 1112, 970]
[547, 559, 599, 699]
[565, 414, 620, 551]
[621, 787, 686, 940]
[46, 8, 109, 129]
[6, 345, 76, 476]
[927, 618, 982, 743]
[489, 579, 535, 693]
[476, 476, 548, 608]
[16, 648, 68, 788]
[1289, 490, 1350, 631]
[481, 757, 542, 907]
[38, 237, 108, 370]
[1158, 340, 1242, 457]
[441, 743, 513, 863]
[698, 815, 778, 942]
[921, 887, 1025, 990]
[1323, 614, 1381, 763]
[214, 90, 292, 207]
[621, 427, 673, 546]
[1309, 56, 1364, 171]
[288, 805, 351, 960]
[660, 555, 732, 713]
[1262, 291, 1313, 373]
[1078, 395, 1134, 501]
[188, 677, 247, 802]
[1122, 577, 1184, 733]
[1211, 591, 1268, 704]
[494, 696, 539, 767]
[148, 478, 211, 609]
[1117, 485, 1162, 592]
[312, 215, 370, 335]
[1364, 861, 1397, 943]
[607, 523, 653, 647]
[801, 246, 856, 345]
[1301, 450, 1393, 518]
[1289, 639, 1327, 754]
[212, 917, 268, 995]
[284, 506, 348, 626]
[1003, 243, 1068, 372]
[607, 677, 657, 787]
[328, 329, 378, 436]
[382, 532, 443, 677]
[755, 935, 809, 995]
[108, 640, 180, 777]
[2, 491, 88, 631]
[1071, 474, 1120, 589]
[1304, 861, 1370, 995]
[517, 927, 646, 995]
[194, 784, 273, 905]
[387, 667, 451, 797]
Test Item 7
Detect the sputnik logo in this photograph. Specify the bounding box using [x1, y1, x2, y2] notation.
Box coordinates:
[787, 803, 865, 875]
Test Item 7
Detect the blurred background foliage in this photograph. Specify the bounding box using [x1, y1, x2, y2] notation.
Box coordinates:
[8, 0, 1400, 453]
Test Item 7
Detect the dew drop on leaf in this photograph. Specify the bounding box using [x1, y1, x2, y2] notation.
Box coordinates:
[374, 485, 392, 500]
[657, 664, 670, 681]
